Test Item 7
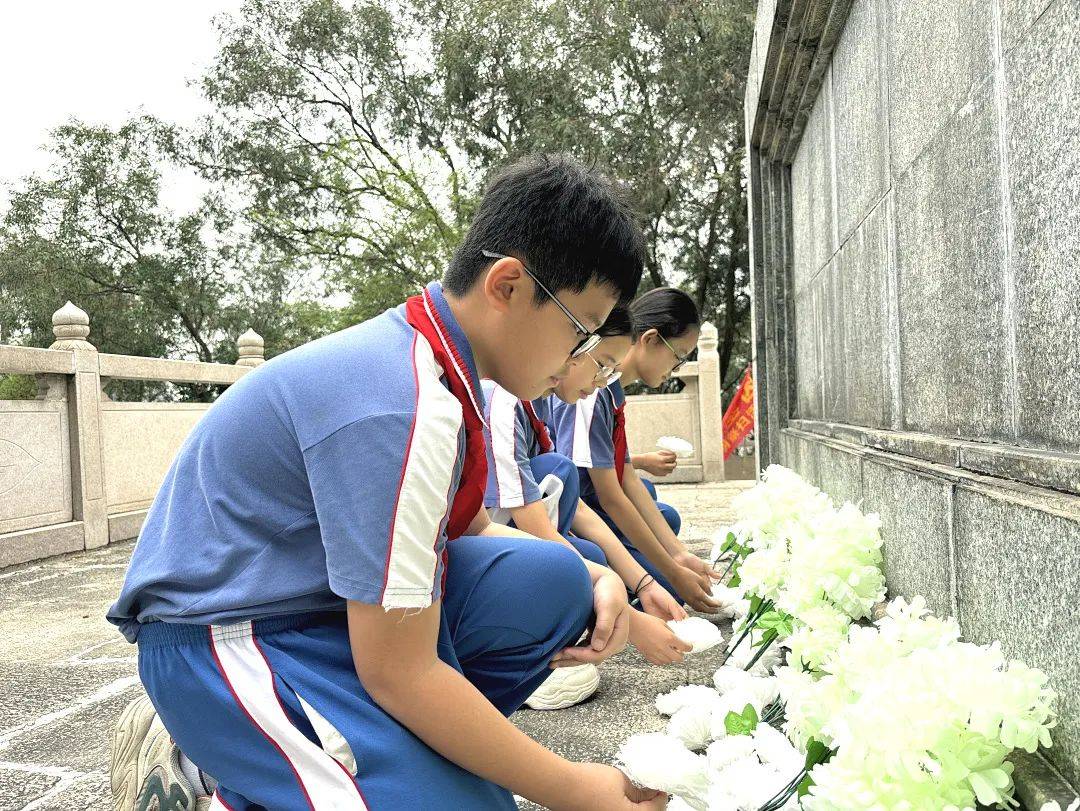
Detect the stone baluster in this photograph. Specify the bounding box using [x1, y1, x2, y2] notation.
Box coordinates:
[236, 329, 265, 368]
[49, 302, 109, 550]
[696, 322, 725, 482]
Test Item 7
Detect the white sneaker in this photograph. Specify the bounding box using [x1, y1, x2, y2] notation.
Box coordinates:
[111, 693, 205, 811]
[525, 664, 600, 710]
[110, 694, 160, 811]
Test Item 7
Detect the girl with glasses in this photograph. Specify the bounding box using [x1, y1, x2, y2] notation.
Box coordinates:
[551, 287, 721, 615]
[481, 305, 695, 712]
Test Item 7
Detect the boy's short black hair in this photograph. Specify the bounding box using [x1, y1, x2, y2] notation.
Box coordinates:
[444, 154, 644, 304]
[629, 287, 700, 340]
[596, 304, 633, 339]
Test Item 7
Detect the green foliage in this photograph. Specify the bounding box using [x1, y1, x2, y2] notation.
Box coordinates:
[724, 702, 759, 736]
[756, 610, 796, 638]
[194, 0, 755, 383]
[0, 118, 329, 401]
[2, 0, 756, 398]
[0, 374, 37, 400]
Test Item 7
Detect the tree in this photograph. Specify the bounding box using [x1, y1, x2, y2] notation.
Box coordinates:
[0, 117, 339, 398]
[193, 0, 755, 388]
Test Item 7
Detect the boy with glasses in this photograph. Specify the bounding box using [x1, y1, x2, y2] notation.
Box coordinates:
[107, 155, 668, 811]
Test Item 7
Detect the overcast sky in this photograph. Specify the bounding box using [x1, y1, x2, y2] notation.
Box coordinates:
[0, 1, 243, 211]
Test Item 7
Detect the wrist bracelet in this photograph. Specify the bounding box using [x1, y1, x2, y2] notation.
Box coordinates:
[633, 573, 655, 597]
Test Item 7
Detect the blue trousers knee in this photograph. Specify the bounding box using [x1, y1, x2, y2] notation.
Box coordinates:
[641, 478, 682, 535]
[584, 479, 684, 604]
[528, 453, 580, 536]
[136, 536, 593, 810]
[564, 535, 607, 566]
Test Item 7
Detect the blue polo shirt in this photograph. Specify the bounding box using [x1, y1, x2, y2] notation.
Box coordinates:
[551, 380, 631, 505]
[481, 385, 560, 510]
[107, 282, 483, 642]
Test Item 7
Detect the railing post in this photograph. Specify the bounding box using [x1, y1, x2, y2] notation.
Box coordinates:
[236, 329, 265, 368]
[50, 302, 109, 550]
[696, 322, 725, 482]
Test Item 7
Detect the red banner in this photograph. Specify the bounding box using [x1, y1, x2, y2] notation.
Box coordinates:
[722, 367, 755, 460]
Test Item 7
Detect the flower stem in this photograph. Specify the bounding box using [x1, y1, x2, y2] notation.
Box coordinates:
[725, 600, 773, 662]
[719, 553, 740, 581]
[756, 769, 807, 811]
[743, 632, 778, 672]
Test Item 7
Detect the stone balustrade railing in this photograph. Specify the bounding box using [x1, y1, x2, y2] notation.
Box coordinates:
[0, 302, 725, 569]
[0, 303, 264, 569]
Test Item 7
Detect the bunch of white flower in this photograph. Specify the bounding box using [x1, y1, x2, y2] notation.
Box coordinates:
[617, 465, 1062, 811]
[782, 603, 852, 672]
[777, 501, 886, 622]
[729, 465, 832, 551]
[780, 597, 1057, 810]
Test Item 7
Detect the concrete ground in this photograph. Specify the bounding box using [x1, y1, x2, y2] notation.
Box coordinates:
[0, 480, 751, 811]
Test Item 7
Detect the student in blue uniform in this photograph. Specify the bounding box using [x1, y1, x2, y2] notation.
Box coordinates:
[106, 155, 668, 811]
[482, 306, 694, 675]
[552, 287, 720, 614]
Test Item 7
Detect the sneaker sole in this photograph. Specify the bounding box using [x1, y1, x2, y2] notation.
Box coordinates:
[135, 716, 196, 811]
[525, 664, 601, 710]
[110, 693, 158, 811]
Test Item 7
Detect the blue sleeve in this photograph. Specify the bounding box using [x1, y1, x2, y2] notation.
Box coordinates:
[303, 401, 462, 610]
[484, 385, 541, 508]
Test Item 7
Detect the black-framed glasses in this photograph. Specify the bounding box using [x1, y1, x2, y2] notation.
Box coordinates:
[585, 350, 623, 385]
[659, 333, 692, 372]
[481, 250, 601, 358]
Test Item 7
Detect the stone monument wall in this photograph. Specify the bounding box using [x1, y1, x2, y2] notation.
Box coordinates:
[745, 0, 1079, 797]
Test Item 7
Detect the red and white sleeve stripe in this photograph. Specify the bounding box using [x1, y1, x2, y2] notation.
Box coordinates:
[489, 386, 526, 508]
[380, 334, 463, 609]
[572, 390, 599, 468]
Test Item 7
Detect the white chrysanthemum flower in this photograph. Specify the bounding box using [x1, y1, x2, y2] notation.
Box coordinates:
[669, 704, 715, 751]
[735, 544, 790, 603]
[730, 465, 832, 551]
[785, 604, 852, 671]
[617, 733, 710, 809]
[751, 723, 804, 775]
[709, 584, 745, 620]
[658, 435, 695, 458]
[711, 757, 789, 810]
[705, 734, 757, 772]
[657, 684, 726, 717]
[712, 666, 779, 707]
[669, 617, 725, 654]
[710, 583, 744, 603]
[775, 665, 847, 750]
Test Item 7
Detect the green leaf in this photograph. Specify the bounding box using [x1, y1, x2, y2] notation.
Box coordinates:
[752, 628, 779, 649]
[724, 703, 759, 736]
[797, 773, 814, 798]
[804, 738, 832, 769]
[756, 610, 795, 637]
[720, 532, 737, 554]
[728, 571, 741, 588]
